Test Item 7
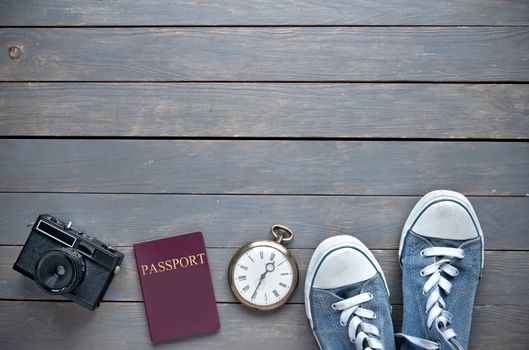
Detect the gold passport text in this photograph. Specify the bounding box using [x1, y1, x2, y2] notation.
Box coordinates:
[141, 252, 206, 276]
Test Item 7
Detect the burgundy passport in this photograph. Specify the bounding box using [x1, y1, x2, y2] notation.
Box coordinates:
[134, 232, 219, 342]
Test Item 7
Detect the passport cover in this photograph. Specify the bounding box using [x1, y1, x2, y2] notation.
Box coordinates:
[134, 232, 219, 343]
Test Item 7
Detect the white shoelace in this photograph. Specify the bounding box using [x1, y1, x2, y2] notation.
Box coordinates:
[332, 292, 383, 350]
[397, 247, 465, 350]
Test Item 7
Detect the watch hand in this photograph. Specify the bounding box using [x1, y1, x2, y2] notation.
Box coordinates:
[251, 261, 276, 299]
[252, 271, 267, 299]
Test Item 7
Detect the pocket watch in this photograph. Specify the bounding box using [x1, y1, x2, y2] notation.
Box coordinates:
[228, 225, 299, 311]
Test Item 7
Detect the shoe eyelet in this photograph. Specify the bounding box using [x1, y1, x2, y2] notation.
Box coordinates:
[368, 292, 374, 300]
[340, 321, 346, 326]
[372, 313, 377, 319]
[420, 250, 425, 257]
[331, 303, 337, 310]
[350, 338, 355, 343]
[454, 270, 459, 276]
[420, 270, 425, 277]
[422, 290, 427, 295]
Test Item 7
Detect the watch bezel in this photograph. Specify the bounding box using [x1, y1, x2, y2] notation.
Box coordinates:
[228, 240, 299, 311]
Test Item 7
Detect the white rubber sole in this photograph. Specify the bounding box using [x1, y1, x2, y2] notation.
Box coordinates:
[304, 235, 389, 331]
[399, 190, 484, 268]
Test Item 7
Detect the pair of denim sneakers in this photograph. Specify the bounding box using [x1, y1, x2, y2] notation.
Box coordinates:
[305, 190, 484, 350]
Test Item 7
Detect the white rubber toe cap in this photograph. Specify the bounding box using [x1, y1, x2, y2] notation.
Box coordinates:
[312, 248, 377, 289]
[411, 200, 479, 240]
[399, 190, 485, 269]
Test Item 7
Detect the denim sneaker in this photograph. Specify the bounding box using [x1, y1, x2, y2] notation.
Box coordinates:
[397, 190, 484, 350]
[305, 235, 396, 350]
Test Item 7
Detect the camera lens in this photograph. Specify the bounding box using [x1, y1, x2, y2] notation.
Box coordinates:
[34, 248, 86, 295]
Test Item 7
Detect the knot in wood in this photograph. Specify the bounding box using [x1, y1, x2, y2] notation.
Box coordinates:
[9, 46, 21, 59]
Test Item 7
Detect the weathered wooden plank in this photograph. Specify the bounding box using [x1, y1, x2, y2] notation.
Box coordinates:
[0, 302, 527, 349]
[1, 140, 528, 195]
[1, 0, 528, 26]
[1, 28, 528, 82]
[1, 83, 528, 138]
[0, 194, 527, 250]
[1, 246, 526, 306]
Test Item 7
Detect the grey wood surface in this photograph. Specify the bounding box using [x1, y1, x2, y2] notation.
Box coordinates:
[1, 302, 528, 350]
[1, 140, 528, 195]
[1, 28, 529, 82]
[1, 0, 528, 26]
[0, 194, 527, 250]
[1, 83, 528, 139]
[1, 0, 528, 349]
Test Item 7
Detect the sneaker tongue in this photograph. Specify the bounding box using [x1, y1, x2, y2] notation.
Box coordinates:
[329, 280, 365, 299]
[427, 237, 465, 248]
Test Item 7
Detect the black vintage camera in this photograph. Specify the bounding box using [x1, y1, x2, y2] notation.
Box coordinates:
[13, 214, 124, 310]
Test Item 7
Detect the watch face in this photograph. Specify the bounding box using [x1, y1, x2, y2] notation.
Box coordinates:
[230, 242, 297, 309]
